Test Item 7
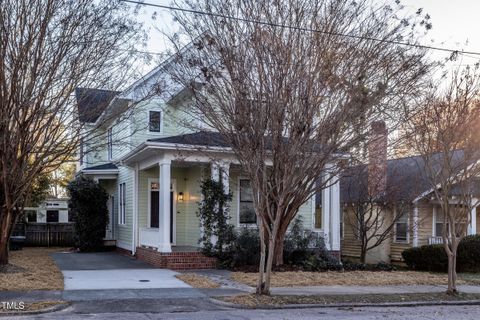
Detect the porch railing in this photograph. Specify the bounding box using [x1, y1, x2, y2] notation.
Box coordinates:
[428, 236, 444, 245]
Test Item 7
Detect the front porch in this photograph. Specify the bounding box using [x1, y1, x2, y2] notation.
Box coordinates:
[134, 158, 234, 254]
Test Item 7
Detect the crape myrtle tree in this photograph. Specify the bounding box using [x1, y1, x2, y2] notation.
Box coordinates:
[407, 66, 480, 294]
[162, 0, 432, 294]
[0, 0, 145, 265]
[342, 161, 424, 263]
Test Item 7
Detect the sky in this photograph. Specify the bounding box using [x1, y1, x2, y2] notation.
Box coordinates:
[127, 0, 480, 75]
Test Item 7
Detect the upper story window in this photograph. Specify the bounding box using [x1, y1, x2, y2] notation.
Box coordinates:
[107, 128, 113, 160]
[394, 207, 409, 243]
[239, 179, 256, 224]
[149, 111, 162, 133]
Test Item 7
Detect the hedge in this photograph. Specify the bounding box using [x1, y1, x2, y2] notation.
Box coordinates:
[402, 235, 480, 272]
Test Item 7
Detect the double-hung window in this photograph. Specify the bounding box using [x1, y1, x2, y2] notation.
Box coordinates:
[149, 111, 161, 132]
[395, 208, 409, 243]
[239, 179, 256, 224]
[107, 128, 113, 160]
[118, 183, 126, 225]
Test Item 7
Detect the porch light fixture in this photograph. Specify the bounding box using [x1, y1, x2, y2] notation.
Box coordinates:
[178, 192, 184, 202]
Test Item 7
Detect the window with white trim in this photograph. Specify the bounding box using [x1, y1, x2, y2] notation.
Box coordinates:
[118, 183, 126, 225]
[435, 207, 467, 237]
[239, 179, 256, 224]
[149, 111, 161, 132]
[394, 208, 409, 243]
[340, 207, 346, 239]
[107, 128, 113, 160]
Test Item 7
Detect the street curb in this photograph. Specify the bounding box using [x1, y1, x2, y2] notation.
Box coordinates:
[0, 302, 70, 317]
[210, 297, 480, 310]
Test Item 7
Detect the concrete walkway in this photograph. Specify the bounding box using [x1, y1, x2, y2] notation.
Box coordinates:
[51, 251, 189, 290]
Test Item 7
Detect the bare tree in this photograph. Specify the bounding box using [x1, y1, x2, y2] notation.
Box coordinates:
[0, 0, 144, 265]
[407, 66, 480, 294]
[343, 164, 423, 263]
[162, 0, 432, 294]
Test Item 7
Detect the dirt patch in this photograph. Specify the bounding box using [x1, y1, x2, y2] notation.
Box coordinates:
[0, 301, 67, 314]
[222, 292, 480, 307]
[176, 273, 220, 288]
[231, 271, 474, 287]
[0, 247, 65, 291]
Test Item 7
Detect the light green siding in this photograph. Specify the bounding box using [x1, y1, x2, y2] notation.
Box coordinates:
[115, 166, 133, 249]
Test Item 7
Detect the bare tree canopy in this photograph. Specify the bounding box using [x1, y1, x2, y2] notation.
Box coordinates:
[406, 66, 480, 294]
[161, 0, 433, 294]
[0, 0, 144, 264]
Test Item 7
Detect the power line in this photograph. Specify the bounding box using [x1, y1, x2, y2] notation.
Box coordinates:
[121, 0, 480, 58]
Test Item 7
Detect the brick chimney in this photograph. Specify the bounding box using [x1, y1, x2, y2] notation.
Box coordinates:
[368, 121, 388, 199]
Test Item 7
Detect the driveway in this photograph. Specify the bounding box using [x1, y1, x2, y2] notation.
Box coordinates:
[51, 251, 190, 291]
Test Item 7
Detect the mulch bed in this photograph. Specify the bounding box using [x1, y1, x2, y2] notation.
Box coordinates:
[176, 273, 221, 288]
[0, 247, 65, 291]
[231, 270, 474, 287]
[221, 292, 480, 308]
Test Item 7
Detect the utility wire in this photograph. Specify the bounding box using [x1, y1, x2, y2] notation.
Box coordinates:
[121, 0, 480, 58]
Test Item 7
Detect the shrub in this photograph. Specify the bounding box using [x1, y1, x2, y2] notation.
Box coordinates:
[67, 176, 109, 252]
[284, 217, 323, 265]
[402, 235, 480, 273]
[231, 227, 261, 267]
[457, 235, 480, 272]
[197, 178, 236, 259]
[402, 244, 449, 272]
[342, 261, 396, 272]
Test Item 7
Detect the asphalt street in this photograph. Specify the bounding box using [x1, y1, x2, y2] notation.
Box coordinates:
[5, 303, 480, 320]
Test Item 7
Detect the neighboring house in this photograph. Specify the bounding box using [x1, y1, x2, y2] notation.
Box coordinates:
[23, 197, 71, 224]
[75, 58, 342, 268]
[339, 123, 480, 264]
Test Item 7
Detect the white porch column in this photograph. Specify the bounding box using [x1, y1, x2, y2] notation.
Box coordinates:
[412, 203, 419, 247]
[220, 162, 230, 195]
[329, 171, 341, 252]
[158, 160, 172, 253]
[322, 170, 331, 250]
[469, 198, 477, 235]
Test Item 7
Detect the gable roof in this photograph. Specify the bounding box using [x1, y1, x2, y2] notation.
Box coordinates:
[337, 149, 480, 204]
[75, 88, 120, 123]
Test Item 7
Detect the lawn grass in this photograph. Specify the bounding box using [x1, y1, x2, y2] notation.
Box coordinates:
[221, 292, 480, 307]
[0, 247, 64, 291]
[176, 273, 221, 288]
[231, 270, 477, 287]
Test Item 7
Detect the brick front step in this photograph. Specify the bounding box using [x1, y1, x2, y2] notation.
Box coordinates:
[135, 246, 217, 270]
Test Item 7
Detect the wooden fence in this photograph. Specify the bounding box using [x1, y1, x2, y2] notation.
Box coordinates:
[12, 223, 75, 247]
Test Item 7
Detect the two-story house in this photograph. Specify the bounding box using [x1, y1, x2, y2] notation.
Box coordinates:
[75, 59, 342, 269]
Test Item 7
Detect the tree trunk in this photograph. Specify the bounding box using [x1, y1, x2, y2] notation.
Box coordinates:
[447, 252, 458, 295]
[273, 216, 296, 266]
[360, 249, 367, 264]
[0, 208, 13, 265]
[262, 234, 276, 295]
[257, 222, 267, 294]
[273, 233, 285, 266]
